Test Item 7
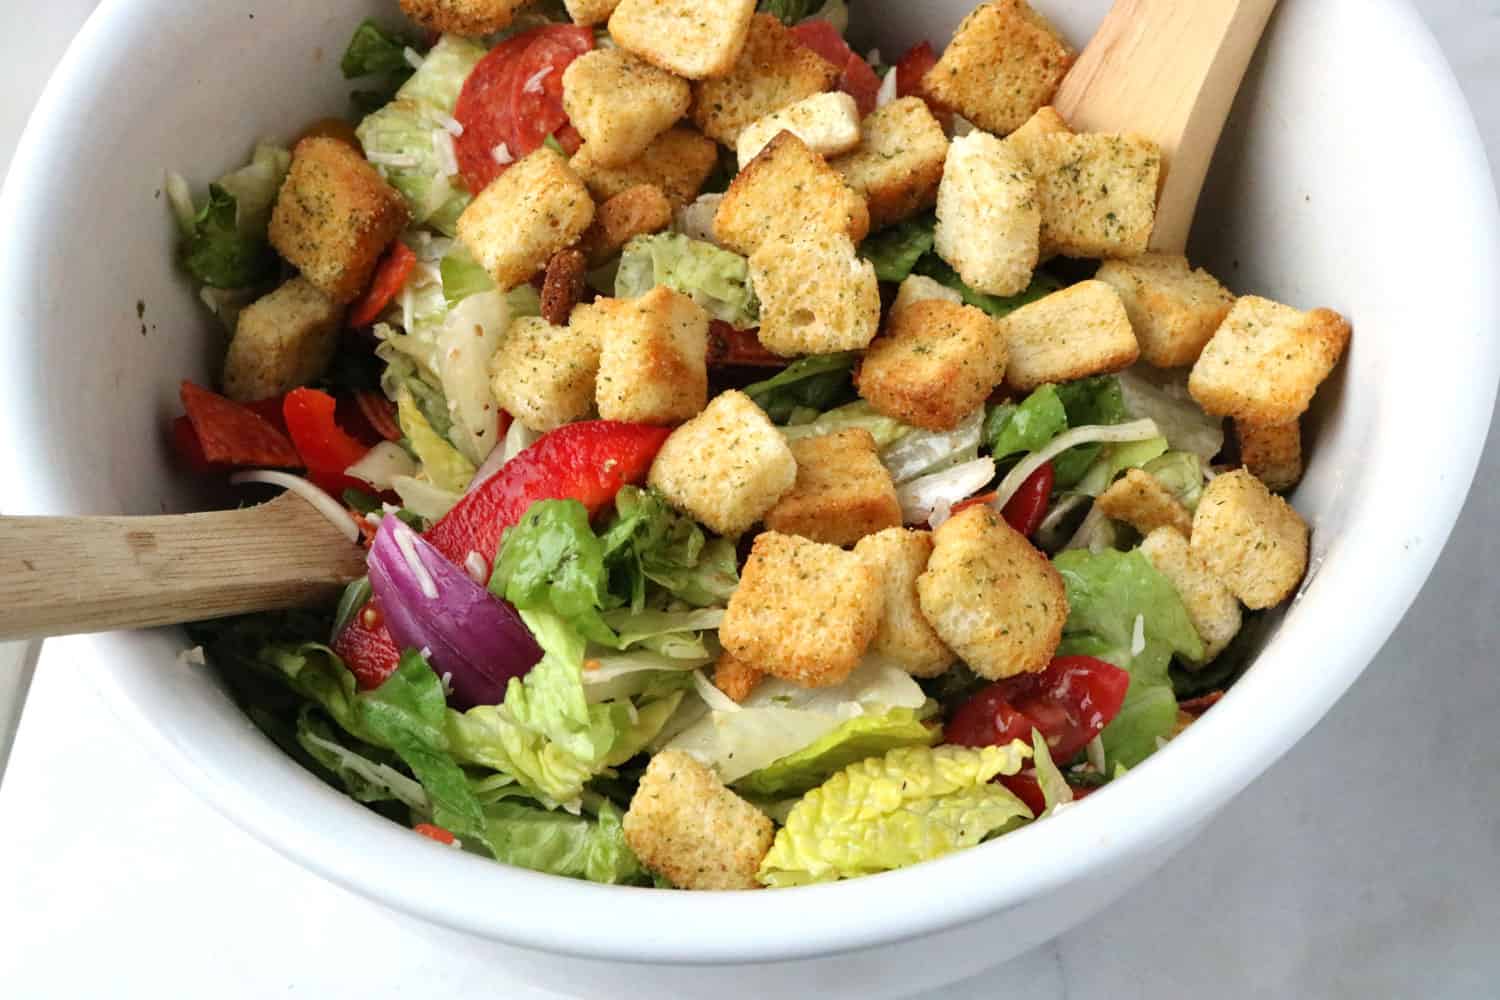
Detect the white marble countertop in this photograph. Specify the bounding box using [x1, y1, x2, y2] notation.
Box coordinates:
[2, 3, 1498, 997]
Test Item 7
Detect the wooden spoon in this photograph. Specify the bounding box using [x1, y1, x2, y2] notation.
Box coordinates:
[1054, 0, 1280, 254]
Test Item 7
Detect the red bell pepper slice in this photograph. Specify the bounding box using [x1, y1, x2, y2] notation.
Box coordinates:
[282, 388, 372, 496]
[349, 241, 417, 328]
[179, 382, 302, 468]
[355, 389, 404, 443]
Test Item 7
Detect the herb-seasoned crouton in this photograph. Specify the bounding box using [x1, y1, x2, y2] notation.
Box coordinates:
[1190, 469, 1309, 609]
[736, 92, 861, 168]
[1139, 528, 1242, 663]
[764, 429, 902, 546]
[713, 650, 765, 703]
[456, 148, 595, 291]
[609, 0, 757, 80]
[563, 0, 621, 26]
[934, 131, 1040, 297]
[649, 390, 797, 535]
[693, 13, 841, 146]
[916, 506, 1067, 680]
[856, 300, 1006, 432]
[222, 278, 344, 402]
[891, 274, 964, 314]
[1096, 469, 1195, 537]
[268, 137, 409, 304]
[623, 750, 773, 891]
[488, 316, 600, 432]
[1095, 254, 1236, 368]
[1003, 105, 1072, 170]
[831, 97, 949, 230]
[563, 49, 692, 168]
[922, 1, 1075, 136]
[721, 532, 884, 688]
[581, 184, 674, 265]
[854, 528, 956, 678]
[576, 287, 709, 424]
[572, 126, 720, 207]
[1031, 132, 1161, 259]
[749, 230, 881, 356]
[1000, 280, 1139, 391]
[1188, 296, 1351, 425]
[714, 132, 870, 257]
[399, 0, 530, 35]
[1236, 419, 1303, 492]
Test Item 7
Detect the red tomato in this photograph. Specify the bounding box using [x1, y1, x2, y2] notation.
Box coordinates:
[895, 42, 937, 99]
[840, 53, 883, 116]
[282, 388, 372, 496]
[1000, 772, 1099, 816]
[708, 321, 784, 367]
[413, 823, 457, 845]
[946, 655, 1132, 764]
[1003, 461, 1055, 537]
[508, 26, 593, 155]
[349, 241, 416, 328]
[332, 599, 403, 689]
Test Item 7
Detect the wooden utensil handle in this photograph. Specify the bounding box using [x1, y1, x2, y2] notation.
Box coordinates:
[0, 494, 368, 641]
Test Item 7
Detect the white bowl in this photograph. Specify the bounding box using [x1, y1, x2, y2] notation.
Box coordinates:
[3, 1, 1497, 996]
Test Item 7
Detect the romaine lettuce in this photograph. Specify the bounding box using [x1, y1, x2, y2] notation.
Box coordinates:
[859, 215, 937, 282]
[179, 184, 277, 289]
[615, 233, 758, 327]
[780, 400, 912, 450]
[482, 800, 645, 884]
[395, 35, 486, 112]
[743, 353, 859, 424]
[735, 707, 939, 798]
[491, 500, 618, 645]
[356, 99, 470, 232]
[395, 391, 477, 494]
[1144, 452, 1206, 511]
[435, 289, 508, 466]
[1117, 367, 1225, 462]
[913, 256, 1062, 318]
[985, 385, 1068, 460]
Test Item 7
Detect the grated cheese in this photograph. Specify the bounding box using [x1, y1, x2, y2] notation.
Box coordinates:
[366, 150, 420, 169]
[393, 522, 439, 599]
[176, 645, 207, 666]
[491, 142, 514, 165]
[403, 46, 425, 70]
[230, 471, 360, 543]
[1131, 614, 1146, 657]
[432, 129, 459, 178]
[464, 551, 489, 584]
[521, 65, 553, 94]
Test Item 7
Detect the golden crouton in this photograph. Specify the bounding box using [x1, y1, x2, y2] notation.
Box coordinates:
[1030, 132, 1161, 259]
[854, 528, 956, 678]
[1190, 469, 1309, 609]
[577, 287, 709, 424]
[399, 0, 530, 35]
[456, 148, 595, 291]
[649, 390, 797, 535]
[563, 0, 620, 25]
[713, 650, 765, 703]
[1094, 254, 1235, 368]
[563, 49, 692, 168]
[916, 506, 1067, 680]
[268, 137, 409, 304]
[693, 13, 841, 145]
[1097, 469, 1195, 537]
[922, 1, 1075, 136]
[581, 184, 674, 265]
[721, 532, 884, 688]
[1236, 419, 1303, 492]
[222, 278, 344, 403]
[1003, 105, 1071, 170]
[934, 131, 1041, 297]
[736, 92, 862, 168]
[891, 274, 963, 315]
[609, 0, 757, 80]
[856, 300, 1007, 432]
[749, 230, 881, 356]
[488, 316, 600, 432]
[1139, 528, 1241, 663]
[623, 750, 774, 891]
[831, 97, 950, 230]
[714, 131, 870, 256]
[764, 430, 903, 546]
[572, 126, 720, 207]
[1000, 280, 1139, 392]
[1188, 296, 1351, 425]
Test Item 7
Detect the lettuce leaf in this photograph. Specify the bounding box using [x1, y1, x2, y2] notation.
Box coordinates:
[446, 702, 598, 808]
[758, 0, 824, 24]
[859, 216, 936, 282]
[1117, 367, 1225, 462]
[396, 35, 486, 113]
[341, 19, 416, 78]
[1030, 728, 1073, 815]
[735, 708, 940, 798]
[502, 609, 626, 766]
[601, 487, 739, 610]
[1073, 436, 1170, 497]
[985, 385, 1068, 460]
[780, 400, 912, 450]
[615, 233, 758, 327]
[492, 501, 619, 646]
[482, 800, 645, 884]
[1051, 375, 1129, 487]
[913, 257, 1062, 319]
[180, 185, 277, 289]
[395, 391, 476, 493]
[744, 353, 860, 424]
[440, 245, 497, 306]
[1143, 452, 1206, 511]
[296, 709, 428, 811]
[356, 99, 470, 232]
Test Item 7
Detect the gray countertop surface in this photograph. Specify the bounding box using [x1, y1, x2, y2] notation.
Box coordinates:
[2, 3, 1497, 997]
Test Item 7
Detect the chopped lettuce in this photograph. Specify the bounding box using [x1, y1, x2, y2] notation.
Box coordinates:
[482, 800, 645, 884]
[391, 476, 462, 522]
[913, 257, 1063, 319]
[743, 353, 859, 424]
[396, 34, 486, 112]
[881, 407, 986, 483]
[780, 401, 912, 450]
[985, 385, 1068, 461]
[491, 500, 618, 645]
[440, 244, 497, 306]
[296, 709, 429, 811]
[341, 18, 416, 78]
[758, 0, 825, 24]
[1051, 376, 1129, 487]
[599, 487, 740, 610]
[214, 143, 292, 240]
[1073, 436, 1170, 497]
[735, 707, 939, 798]
[446, 701, 599, 808]
[1030, 728, 1073, 815]
[1117, 367, 1225, 462]
[356, 100, 470, 232]
[1144, 452, 1206, 511]
[503, 609, 627, 766]
[615, 233, 758, 327]
[395, 391, 477, 493]
[860, 215, 937, 282]
[435, 289, 508, 466]
[178, 184, 277, 289]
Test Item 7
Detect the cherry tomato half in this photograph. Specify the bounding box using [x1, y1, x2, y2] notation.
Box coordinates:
[946, 655, 1131, 764]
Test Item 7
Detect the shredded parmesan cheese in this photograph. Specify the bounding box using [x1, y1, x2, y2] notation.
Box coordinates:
[393, 522, 439, 599]
[464, 551, 489, 584]
[366, 150, 420, 169]
[875, 66, 899, 109]
[432, 129, 459, 178]
[229, 471, 360, 543]
[522, 65, 553, 94]
[491, 142, 514, 165]
[403, 46, 425, 70]
[1131, 614, 1146, 657]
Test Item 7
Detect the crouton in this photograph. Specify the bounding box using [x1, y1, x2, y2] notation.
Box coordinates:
[572, 126, 720, 207]
[856, 300, 1006, 432]
[1031, 132, 1161, 259]
[749, 230, 881, 356]
[693, 13, 842, 145]
[222, 278, 343, 402]
[623, 750, 773, 891]
[1003, 105, 1071, 170]
[934, 131, 1040, 297]
[831, 97, 949, 230]
[713, 650, 765, 703]
[456, 148, 595, 291]
[1096, 469, 1195, 537]
[1188, 296, 1351, 425]
[608, 0, 757, 80]
[488, 316, 600, 432]
[922, 1, 1074, 136]
[564, 0, 620, 26]
[649, 390, 797, 535]
[916, 506, 1067, 680]
[1094, 254, 1236, 368]
[1236, 419, 1303, 492]
[721, 532, 884, 688]
[735, 92, 861, 168]
[576, 287, 710, 424]
[268, 137, 409, 304]
[1000, 280, 1139, 391]
[1190, 469, 1309, 609]
[764, 430, 902, 546]
[891, 274, 964, 315]
[1139, 528, 1242, 663]
[854, 528, 956, 678]
[581, 184, 674, 265]
[399, 0, 530, 35]
[563, 49, 692, 169]
[714, 132, 870, 256]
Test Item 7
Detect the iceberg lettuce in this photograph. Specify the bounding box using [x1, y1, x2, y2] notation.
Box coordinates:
[615, 233, 758, 327]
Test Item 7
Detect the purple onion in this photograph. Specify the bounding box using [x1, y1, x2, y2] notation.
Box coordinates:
[367, 515, 542, 709]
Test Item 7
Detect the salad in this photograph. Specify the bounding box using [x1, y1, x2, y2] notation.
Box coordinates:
[166, 0, 1350, 891]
